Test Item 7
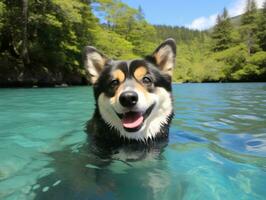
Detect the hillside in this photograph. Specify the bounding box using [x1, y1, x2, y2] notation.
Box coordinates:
[230, 15, 242, 26]
[154, 25, 207, 44]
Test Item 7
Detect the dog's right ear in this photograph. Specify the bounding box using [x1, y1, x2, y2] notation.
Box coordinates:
[149, 38, 176, 77]
[83, 46, 108, 84]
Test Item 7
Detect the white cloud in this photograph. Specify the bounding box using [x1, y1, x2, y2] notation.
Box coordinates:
[187, 14, 218, 30]
[186, 0, 264, 30]
[229, 0, 264, 17]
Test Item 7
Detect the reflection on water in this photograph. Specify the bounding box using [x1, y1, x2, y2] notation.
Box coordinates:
[0, 83, 265, 200]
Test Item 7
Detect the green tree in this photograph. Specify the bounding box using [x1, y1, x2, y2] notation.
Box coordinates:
[211, 8, 234, 52]
[0, 1, 21, 58]
[241, 0, 259, 55]
[212, 44, 249, 80]
[257, 0, 266, 51]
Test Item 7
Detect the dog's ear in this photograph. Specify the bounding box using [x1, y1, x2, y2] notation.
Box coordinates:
[83, 46, 108, 84]
[151, 38, 176, 76]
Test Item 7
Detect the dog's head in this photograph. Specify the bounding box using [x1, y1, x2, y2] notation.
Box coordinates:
[83, 39, 176, 141]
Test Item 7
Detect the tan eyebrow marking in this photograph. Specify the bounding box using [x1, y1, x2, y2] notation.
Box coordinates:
[134, 66, 147, 81]
[112, 69, 125, 83]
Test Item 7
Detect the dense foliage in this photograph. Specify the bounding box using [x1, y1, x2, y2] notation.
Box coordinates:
[0, 0, 265, 86]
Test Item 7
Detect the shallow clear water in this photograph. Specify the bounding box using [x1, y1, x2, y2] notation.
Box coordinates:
[0, 83, 266, 200]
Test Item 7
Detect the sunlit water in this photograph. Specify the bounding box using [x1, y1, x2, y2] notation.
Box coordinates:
[0, 83, 266, 200]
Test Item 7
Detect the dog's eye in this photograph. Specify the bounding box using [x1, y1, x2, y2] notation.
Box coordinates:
[110, 79, 119, 87]
[142, 76, 152, 84]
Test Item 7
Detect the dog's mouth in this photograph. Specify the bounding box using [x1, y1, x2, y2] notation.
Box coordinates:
[117, 103, 155, 132]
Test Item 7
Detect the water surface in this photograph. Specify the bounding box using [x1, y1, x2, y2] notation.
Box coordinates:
[0, 83, 265, 200]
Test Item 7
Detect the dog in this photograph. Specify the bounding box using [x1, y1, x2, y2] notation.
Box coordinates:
[83, 39, 176, 149]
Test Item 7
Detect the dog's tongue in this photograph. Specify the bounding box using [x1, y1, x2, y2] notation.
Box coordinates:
[122, 112, 143, 129]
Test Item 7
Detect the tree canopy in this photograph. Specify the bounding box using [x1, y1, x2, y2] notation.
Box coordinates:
[0, 0, 265, 86]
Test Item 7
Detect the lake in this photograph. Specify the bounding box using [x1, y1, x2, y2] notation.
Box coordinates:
[0, 83, 265, 200]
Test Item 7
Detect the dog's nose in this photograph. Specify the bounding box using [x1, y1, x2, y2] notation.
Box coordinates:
[119, 91, 138, 108]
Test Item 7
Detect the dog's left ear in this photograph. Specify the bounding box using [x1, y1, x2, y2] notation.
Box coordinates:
[151, 38, 176, 76]
[83, 46, 108, 84]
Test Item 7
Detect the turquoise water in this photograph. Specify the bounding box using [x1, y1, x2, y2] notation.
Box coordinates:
[0, 83, 266, 200]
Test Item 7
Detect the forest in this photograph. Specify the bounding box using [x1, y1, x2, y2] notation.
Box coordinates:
[0, 0, 265, 87]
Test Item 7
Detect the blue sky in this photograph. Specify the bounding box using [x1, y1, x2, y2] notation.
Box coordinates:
[121, 0, 264, 30]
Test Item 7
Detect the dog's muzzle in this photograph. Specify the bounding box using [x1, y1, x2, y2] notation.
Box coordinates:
[116, 103, 156, 132]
